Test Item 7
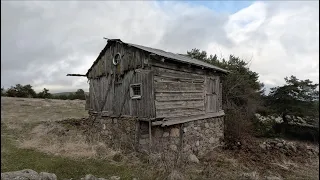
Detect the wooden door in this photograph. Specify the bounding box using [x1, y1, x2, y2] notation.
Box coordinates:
[205, 77, 217, 113]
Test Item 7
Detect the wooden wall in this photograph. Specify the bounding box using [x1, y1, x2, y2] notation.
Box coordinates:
[153, 67, 203, 118]
[86, 40, 223, 120]
[152, 60, 223, 120]
[87, 41, 150, 78]
[87, 41, 155, 118]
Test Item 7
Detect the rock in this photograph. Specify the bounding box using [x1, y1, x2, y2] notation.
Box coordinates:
[240, 171, 259, 180]
[167, 170, 185, 180]
[85, 174, 97, 180]
[209, 137, 216, 144]
[170, 144, 178, 151]
[139, 139, 147, 145]
[1, 169, 39, 180]
[259, 143, 267, 150]
[195, 141, 200, 146]
[183, 128, 187, 133]
[163, 132, 170, 137]
[205, 123, 209, 128]
[188, 154, 200, 163]
[170, 128, 180, 137]
[276, 143, 283, 148]
[286, 142, 296, 152]
[98, 178, 107, 180]
[265, 175, 283, 180]
[183, 144, 191, 152]
[110, 176, 121, 180]
[154, 128, 163, 137]
[39, 172, 57, 180]
[113, 118, 118, 123]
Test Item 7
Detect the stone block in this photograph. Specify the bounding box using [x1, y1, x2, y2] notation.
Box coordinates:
[163, 132, 169, 137]
[154, 128, 163, 138]
[205, 123, 209, 128]
[170, 144, 178, 151]
[170, 128, 180, 137]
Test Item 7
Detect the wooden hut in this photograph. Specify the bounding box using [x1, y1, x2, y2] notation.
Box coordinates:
[72, 39, 228, 155]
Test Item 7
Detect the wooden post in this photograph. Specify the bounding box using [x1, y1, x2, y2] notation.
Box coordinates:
[135, 119, 140, 151]
[149, 119, 152, 153]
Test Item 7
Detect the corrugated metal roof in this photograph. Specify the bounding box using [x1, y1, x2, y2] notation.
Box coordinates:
[86, 39, 228, 75]
[127, 42, 228, 73]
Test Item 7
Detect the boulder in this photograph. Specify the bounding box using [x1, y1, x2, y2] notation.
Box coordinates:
[188, 154, 200, 163]
[170, 128, 180, 137]
[39, 172, 57, 180]
[110, 176, 121, 180]
[1, 169, 39, 180]
[85, 174, 98, 180]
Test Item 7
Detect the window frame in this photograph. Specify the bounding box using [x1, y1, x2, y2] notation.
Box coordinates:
[130, 83, 142, 99]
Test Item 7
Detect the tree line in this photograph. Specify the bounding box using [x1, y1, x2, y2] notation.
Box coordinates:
[1, 84, 86, 100]
[186, 49, 319, 143]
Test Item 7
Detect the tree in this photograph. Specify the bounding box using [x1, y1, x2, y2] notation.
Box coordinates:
[74, 89, 85, 100]
[1, 87, 5, 96]
[5, 84, 36, 98]
[37, 88, 52, 99]
[267, 76, 319, 123]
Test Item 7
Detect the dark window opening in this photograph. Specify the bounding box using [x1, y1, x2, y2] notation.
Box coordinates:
[130, 84, 142, 99]
[113, 53, 121, 65]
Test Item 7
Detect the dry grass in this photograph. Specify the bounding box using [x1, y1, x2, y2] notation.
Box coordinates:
[1, 97, 155, 179]
[1, 97, 319, 180]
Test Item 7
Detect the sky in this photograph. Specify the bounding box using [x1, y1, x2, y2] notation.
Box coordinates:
[1, 1, 319, 93]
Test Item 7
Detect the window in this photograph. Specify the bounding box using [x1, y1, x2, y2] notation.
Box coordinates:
[130, 84, 142, 99]
[113, 53, 121, 65]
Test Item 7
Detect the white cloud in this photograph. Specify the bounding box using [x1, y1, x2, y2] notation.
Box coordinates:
[207, 1, 319, 88]
[1, 1, 318, 93]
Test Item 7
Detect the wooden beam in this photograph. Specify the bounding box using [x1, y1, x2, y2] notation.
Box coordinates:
[66, 74, 87, 77]
[149, 119, 152, 152]
[151, 111, 225, 126]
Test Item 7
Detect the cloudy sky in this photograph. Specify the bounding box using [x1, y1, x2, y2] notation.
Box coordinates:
[1, 1, 319, 93]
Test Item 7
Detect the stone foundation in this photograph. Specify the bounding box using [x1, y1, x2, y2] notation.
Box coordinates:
[139, 117, 224, 157]
[95, 115, 224, 158]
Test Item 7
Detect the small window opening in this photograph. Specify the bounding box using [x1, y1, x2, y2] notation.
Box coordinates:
[130, 84, 142, 99]
[113, 53, 121, 65]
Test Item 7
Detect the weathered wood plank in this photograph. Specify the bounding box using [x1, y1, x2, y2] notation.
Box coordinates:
[154, 76, 204, 83]
[155, 100, 204, 107]
[155, 92, 203, 101]
[156, 108, 204, 118]
[157, 111, 225, 126]
[155, 81, 203, 92]
[153, 67, 204, 80]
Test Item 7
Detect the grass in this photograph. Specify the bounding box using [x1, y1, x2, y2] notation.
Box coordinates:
[1, 97, 319, 180]
[0, 97, 154, 180]
[1, 129, 143, 179]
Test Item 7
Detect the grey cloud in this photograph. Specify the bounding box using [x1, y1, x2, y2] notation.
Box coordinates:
[1, 1, 230, 92]
[1, 1, 318, 93]
[156, 5, 232, 53]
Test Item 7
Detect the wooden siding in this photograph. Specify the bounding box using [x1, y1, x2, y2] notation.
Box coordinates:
[88, 69, 155, 117]
[86, 41, 223, 120]
[87, 41, 150, 79]
[87, 41, 155, 118]
[153, 66, 206, 118]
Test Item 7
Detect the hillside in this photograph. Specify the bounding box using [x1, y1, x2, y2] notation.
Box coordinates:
[52, 92, 89, 96]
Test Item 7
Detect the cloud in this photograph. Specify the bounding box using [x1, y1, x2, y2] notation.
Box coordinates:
[1, 1, 318, 93]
